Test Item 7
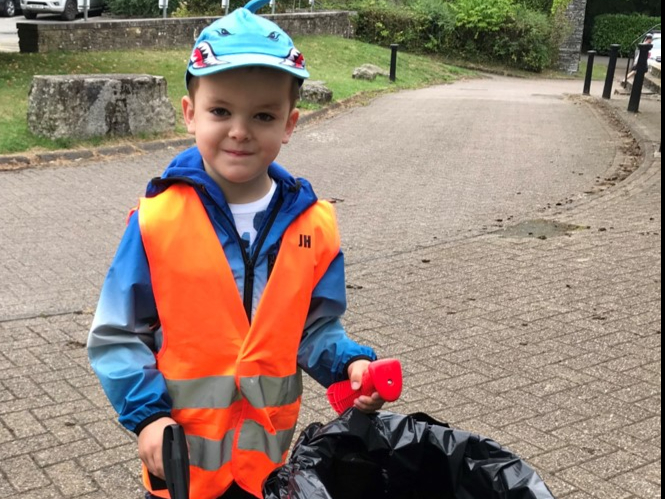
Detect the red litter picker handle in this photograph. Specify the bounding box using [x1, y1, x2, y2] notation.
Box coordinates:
[327, 359, 403, 415]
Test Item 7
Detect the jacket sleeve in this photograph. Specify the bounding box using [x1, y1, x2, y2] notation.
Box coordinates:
[87, 212, 172, 434]
[297, 251, 377, 388]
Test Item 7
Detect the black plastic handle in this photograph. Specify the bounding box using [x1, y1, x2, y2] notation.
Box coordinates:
[163, 424, 190, 499]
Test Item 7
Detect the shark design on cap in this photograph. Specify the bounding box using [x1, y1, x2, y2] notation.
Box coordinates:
[185, 0, 309, 88]
[190, 41, 231, 70]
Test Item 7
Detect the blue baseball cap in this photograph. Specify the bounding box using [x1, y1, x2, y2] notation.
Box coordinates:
[186, 0, 309, 88]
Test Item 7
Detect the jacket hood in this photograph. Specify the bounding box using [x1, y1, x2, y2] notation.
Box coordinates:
[146, 147, 318, 219]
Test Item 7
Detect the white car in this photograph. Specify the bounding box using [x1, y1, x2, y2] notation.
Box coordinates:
[20, 0, 103, 20]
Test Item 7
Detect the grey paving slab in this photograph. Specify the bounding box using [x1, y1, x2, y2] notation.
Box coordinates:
[0, 75, 661, 498]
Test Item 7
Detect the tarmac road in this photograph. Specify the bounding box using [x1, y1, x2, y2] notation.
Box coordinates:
[0, 75, 661, 498]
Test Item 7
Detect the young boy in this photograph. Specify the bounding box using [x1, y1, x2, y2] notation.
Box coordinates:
[87, 2, 385, 498]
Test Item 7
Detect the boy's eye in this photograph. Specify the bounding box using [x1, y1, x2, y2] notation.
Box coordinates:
[255, 113, 276, 122]
[211, 108, 230, 117]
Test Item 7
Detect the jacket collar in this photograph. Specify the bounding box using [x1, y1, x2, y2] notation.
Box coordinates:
[145, 146, 319, 233]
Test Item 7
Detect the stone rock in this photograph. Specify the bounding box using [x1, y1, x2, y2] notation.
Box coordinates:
[27, 74, 176, 140]
[300, 80, 333, 104]
[352, 64, 390, 81]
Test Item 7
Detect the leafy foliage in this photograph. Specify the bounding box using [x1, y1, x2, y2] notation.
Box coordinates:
[489, 5, 554, 71]
[107, 0, 182, 17]
[451, 0, 515, 35]
[591, 13, 662, 56]
[355, 0, 556, 72]
[353, 7, 425, 51]
[410, 0, 457, 52]
[514, 0, 552, 13]
[583, 0, 660, 49]
[172, 0, 291, 17]
[173, 0, 254, 17]
[550, 0, 571, 15]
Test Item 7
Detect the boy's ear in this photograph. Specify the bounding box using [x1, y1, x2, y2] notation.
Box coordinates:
[182, 96, 196, 135]
[282, 109, 300, 145]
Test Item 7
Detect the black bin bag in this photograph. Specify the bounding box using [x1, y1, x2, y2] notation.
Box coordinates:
[264, 410, 555, 499]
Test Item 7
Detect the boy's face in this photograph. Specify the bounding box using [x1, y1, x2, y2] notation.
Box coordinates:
[182, 68, 299, 192]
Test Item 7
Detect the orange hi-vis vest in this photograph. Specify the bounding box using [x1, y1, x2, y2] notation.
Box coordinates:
[137, 184, 341, 499]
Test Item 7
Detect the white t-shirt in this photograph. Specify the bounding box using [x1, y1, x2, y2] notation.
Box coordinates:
[228, 181, 277, 250]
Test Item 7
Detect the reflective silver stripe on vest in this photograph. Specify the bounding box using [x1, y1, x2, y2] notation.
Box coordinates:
[237, 420, 297, 463]
[187, 431, 235, 471]
[166, 376, 241, 409]
[239, 372, 303, 409]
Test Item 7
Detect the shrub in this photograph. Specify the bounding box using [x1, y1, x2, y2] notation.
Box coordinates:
[450, 0, 516, 37]
[316, 0, 367, 10]
[355, 1, 556, 72]
[172, 0, 285, 17]
[354, 6, 430, 52]
[515, 0, 552, 13]
[550, 0, 572, 15]
[107, 0, 181, 17]
[410, 0, 457, 52]
[591, 13, 662, 56]
[492, 5, 554, 71]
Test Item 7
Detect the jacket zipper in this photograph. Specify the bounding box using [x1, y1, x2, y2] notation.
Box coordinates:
[243, 196, 285, 321]
[267, 253, 277, 280]
[198, 183, 285, 323]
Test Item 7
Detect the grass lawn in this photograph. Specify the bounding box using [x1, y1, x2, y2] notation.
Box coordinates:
[577, 60, 615, 81]
[0, 36, 472, 155]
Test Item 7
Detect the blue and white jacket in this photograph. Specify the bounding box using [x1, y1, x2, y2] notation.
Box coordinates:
[87, 147, 376, 434]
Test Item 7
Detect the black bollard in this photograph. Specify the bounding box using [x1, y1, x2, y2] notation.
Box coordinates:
[628, 43, 653, 113]
[603, 44, 621, 99]
[583, 51, 596, 95]
[390, 44, 399, 83]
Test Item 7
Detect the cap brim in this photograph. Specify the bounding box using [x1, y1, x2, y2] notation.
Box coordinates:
[188, 53, 310, 82]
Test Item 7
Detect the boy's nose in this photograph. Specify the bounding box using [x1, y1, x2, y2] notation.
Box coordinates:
[229, 118, 251, 142]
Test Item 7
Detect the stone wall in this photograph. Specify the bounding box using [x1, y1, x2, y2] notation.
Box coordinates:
[557, 0, 589, 74]
[17, 11, 354, 53]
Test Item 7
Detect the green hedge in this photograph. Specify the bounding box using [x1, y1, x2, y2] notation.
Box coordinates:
[107, 0, 182, 17]
[489, 6, 554, 71]
[591, 14, 661, 56]
[355, 4, 555, 72]
[172, 0, 284, 17]
[354, 7, 432, 53]
[515, 0, 553, 13]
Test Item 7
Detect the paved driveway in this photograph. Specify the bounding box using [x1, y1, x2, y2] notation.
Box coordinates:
[0, 77, 619, 320]
[0, 76, 660, 498]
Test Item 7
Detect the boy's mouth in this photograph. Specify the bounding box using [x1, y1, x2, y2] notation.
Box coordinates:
[224, 149, 254, 157]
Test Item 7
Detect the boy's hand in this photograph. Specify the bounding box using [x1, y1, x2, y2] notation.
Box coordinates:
[348, 360, 386, 413]
[138, 416, 178, 479]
